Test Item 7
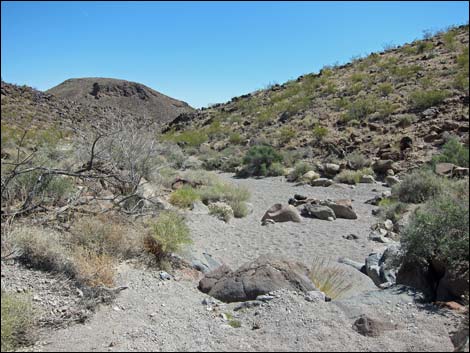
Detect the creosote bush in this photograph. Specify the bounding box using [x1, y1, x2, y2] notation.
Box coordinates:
[431, 137, 469, 168]
[392, 168, 445, 203]
[401, 187, 469, 275]
[409, 90, 448, 111]
[238, 145, 283, 177]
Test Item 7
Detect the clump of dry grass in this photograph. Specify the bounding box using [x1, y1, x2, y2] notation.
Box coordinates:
[72, 247, 116, 287]
[309, 258, 354, 299]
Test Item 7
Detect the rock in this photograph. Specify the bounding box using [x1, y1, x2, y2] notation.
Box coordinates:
[302, 170, 320, 182]
[320, 200, 358, 219]
[304, 290, 326, 302]
[200, 255, 316, 303]
[384, 219, 394, 231]
[424, 132, 440, 142]
[352, 315, 395, 337]
[343, 234, 359, 240]
[451, 319, 470, 352]
[311, 178, 334, 187]
[454, 167, 469, 177]
[386, 169, 395, 176]
[385, 175, 400, 187]
[192, 200, 210, 214]
[198, 264, 233, 294]
[372, 160, 397, 174]
[365, 253, 383, 286]
[234, 300, 263, 311]
[360, 175, 376, 183]
[301, 204, 336, 221]
[294, 194, 308, 201]
[324, 163, 340, 176]
[159, 271, 172, 280]
[261, 204, 302, 224]
[435, 162, 456, 177]
[256, 294, 275, 302]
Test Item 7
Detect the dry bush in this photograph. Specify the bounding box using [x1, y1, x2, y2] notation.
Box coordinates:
[334, 168, 374, 185]
[69, 214, 144, 259]
[1, 291, 36, 351]
[72, 247, 116, 287]
[9, 226, 76, 277]
[309, 259, 353, 299]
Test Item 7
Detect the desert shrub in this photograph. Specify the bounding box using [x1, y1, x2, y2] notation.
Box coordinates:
[72, 248, 116, 287]
[229, 132, 244, 145]
[431, 137, 469, 168]
[169, 186, 200, 209]
[309, 259, 354, 300]
[409, 90, 448, 111]
[334, 168, 374, 185]
[208, 202, 234, 222]
[267, 162, 285, 176]
[378, 82, 393, 97]
[1, 291, 35, 351]
[289, 162, 316, 182]
[238, 145, 283, 177]
[10, 226, 76, 277]
[390, 64, 422, 82]
[416, 41, 434, 54]
[350, 72, 366, 83]
[443, 29, 457, 50]
[396, 114, 416, 128]
[220, 155, 243, 172]
[198, 182, 250, 205]
[145, 211, 191, 257]
[378, 199, 408, 223]
[342, 97, 377, 122]
[278, 127, 296, 144]
[165, 129, 209, 147]
[345, 151, 369, 170]
[312, 124, 329, 140]
[401, 190, 469, 274]
[392, 168, 445, 203]
[69, 215, 144, 259]
[229, 200, 249, 218]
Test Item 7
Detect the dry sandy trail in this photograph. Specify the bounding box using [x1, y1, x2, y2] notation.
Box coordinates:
[35, 174, 459, 352]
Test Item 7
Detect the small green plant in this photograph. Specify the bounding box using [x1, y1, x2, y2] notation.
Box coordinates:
[289, 162, 316, 182]
[169, 186, 200, 209]
[229, 132, 243, 145]
[1, 292, 35, 351]
[278, 126, 296, 144]
[345, 152, 369, 170]
[342, 97, 377, 122]
[334, 168, 374, 185]
[409, 90, 448, 111]
[392, 168, 446, 203]
[396, 114, 416, 128]
[431, 137, 469, 168]
[229, 200, 249, 218]
[309, 259, 354, 299]
[312, 124, 329, 140]
[378, 82, 393, 97]
[378, 199, 408, 223]
[146, 211, 192, 256]
[228, 319, 242, 328]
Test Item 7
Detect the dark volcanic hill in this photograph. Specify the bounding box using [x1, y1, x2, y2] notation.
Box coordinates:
[47, 77, 193, 124]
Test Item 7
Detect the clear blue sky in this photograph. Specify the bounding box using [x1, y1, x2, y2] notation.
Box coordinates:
[2, 1, 468, 108]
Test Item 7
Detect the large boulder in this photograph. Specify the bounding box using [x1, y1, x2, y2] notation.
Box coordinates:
[261, 204, 301, 224]
[324, 163, 341, 177]
[198, 264, 233, 293]
[302, 170, 320, 182]
[311, 178, 334, 187]
[320, 199, 358, 219]
[199, 255, 316, 302]
[372, 159, 398, 174]
[301, 204, 336, 220]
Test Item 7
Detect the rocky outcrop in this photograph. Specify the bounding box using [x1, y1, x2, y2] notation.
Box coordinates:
[198, 256, 316, 303]
[301, 204, 336, 220]
[261, 204, 302, 224]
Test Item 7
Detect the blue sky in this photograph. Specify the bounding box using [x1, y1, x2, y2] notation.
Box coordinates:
[1, 1, 469, 108]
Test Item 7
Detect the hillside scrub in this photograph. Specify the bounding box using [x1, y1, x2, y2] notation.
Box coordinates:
[392, 168, 446, 204]
[237, 145, 283, 177]
[431, 137, 469, 168]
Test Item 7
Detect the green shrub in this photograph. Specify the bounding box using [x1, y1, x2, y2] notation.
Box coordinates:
[431, 137, 469, 168]
[146, 211, 191, 256]
[334, 168, 374, 185]
[378, 199, 408, 223]
[392, 168, 445, 203]
[229, 132, 244, 145]
[378, 83, 393, 97]
[278, 127, 296, 144]
[396, 114, 416, 127]
[402, 190, 469, 274]
[208, 202, 234, 222]
[309, 259, 353, 299]
[312, 124, 329, 140]
[1, 292, 35, 351]
[289, 162, 316, 182]
[169, 186, 200, 209]
[198, 182, 250, 205]
[164, 130, 209, 147]
[239, 145, 283, 177]
[409, 90, 448, 111]
[229, 200, 249, 218]
[342, 97, 377, 122]
[267, 162, 285, 176]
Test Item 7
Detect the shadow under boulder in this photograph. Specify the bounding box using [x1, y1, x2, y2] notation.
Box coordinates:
[198, 255, 316, 303]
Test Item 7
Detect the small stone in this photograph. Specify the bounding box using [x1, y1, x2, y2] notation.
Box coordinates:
[159, 271, 172, 280]
[256, 295, 275, 302]
[343, 234, 359, 240]
[384, 219, 394, 231]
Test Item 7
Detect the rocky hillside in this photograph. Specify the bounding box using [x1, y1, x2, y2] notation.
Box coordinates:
[163, 25, 469, 171]
[47, 77, 193, 124]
